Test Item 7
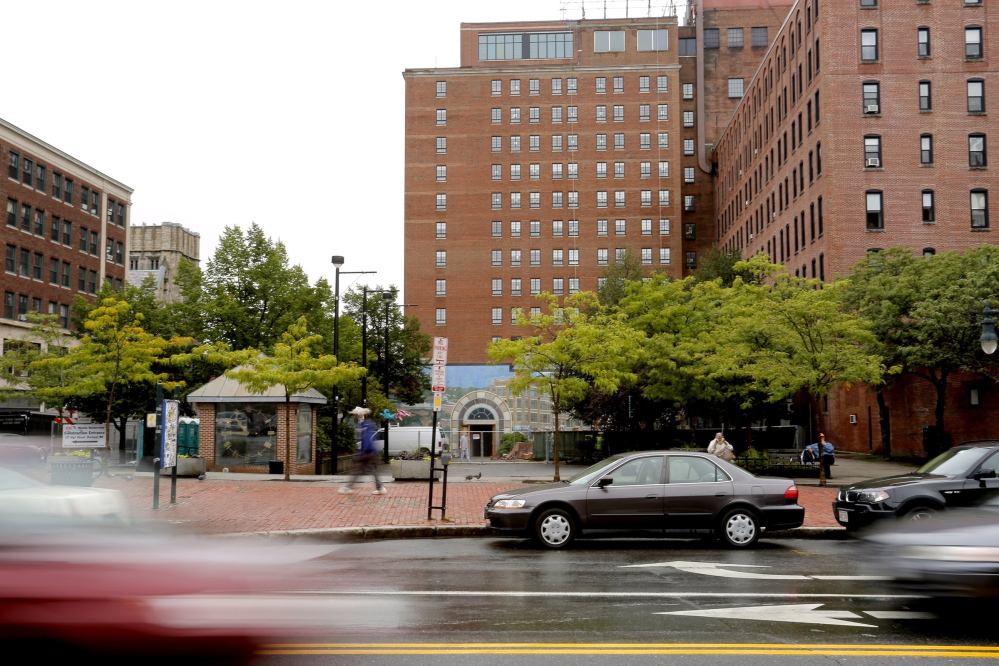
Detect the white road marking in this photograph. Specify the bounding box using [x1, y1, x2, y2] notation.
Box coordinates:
[292, 590, 919, 599]
[864, 611, 936, 620]
[622, 561, 889, 581]
[658, 603, 877, 628]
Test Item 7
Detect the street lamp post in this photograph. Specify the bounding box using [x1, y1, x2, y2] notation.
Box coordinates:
[980, 301, 998, 355]
[331, 256, 344, 461]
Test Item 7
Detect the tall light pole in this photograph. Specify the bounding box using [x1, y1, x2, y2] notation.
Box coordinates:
[331, 256, 344, 456]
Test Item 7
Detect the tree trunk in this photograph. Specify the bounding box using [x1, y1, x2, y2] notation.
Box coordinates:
[553, 403, 561, 482]
[285, 395, 293, 481]
[875, 387, 891, 458]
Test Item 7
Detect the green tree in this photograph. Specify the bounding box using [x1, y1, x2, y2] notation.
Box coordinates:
[224, 316, 366, 481]
[596, 250, 646, 309]
[488, 292, 644, 481]
[0, 314, 80, 419]
[693, 247, 757, 287]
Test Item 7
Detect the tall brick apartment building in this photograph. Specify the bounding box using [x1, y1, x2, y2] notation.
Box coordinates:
[713, 0, 999, 454]
[1, 117, 132, 361]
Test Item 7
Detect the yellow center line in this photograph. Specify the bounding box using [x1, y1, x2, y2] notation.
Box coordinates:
[262, 642, 999, 650]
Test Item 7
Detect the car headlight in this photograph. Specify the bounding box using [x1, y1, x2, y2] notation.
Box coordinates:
[491, 499, 527, 509]
[901, 545, 999, 562]
[856, 490, 890, 503]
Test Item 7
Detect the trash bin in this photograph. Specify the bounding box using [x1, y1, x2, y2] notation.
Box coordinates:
[50, 459, 95, 487]
[268, 461, 284, 475]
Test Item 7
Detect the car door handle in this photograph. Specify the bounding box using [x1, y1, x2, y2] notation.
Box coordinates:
[715, 492, 727, 497]
[646, 494, 660, 499]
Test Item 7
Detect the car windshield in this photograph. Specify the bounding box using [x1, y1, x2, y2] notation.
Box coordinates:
[566, 455, 624, 485]
[0, 466, 43, 491]
[915, 448, 990, 476]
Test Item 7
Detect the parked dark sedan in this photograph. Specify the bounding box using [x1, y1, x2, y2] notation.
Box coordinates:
[863, 491, 999, 598]
[484, 451, 804, 549]
[0, 433, 48, 466]
[834, 441, 999, 529]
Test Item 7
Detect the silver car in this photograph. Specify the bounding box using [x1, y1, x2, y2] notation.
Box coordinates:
[485, 451, 804, 549]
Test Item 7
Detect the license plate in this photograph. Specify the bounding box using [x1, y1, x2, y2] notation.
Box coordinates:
[838, 509, 849, 523]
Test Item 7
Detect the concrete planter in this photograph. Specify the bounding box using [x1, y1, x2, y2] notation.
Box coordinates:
[390, 459, 441, 480]
[175, 457, 207, 477]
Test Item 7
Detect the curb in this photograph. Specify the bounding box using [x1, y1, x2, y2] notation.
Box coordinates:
[221, 524, 848, 541]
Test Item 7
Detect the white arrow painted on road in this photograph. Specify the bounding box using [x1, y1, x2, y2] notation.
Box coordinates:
[658, 603, 876, 627]
[621, 561, 889, 581]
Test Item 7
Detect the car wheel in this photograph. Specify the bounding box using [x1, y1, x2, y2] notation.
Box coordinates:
[719, 509, 759, 548]
[534, 508, 575, 549]
[902, 505, 939, 524]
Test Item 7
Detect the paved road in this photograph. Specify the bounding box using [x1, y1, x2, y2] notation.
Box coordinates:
[250, 536, 997, 665]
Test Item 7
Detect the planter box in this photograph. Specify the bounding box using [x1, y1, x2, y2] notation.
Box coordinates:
[175, 457, 207, 477]
[390, 459, 441, 480]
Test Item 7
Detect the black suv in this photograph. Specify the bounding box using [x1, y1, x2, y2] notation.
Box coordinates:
[834, 441, 999, 529]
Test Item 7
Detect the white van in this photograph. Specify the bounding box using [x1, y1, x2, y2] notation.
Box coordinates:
[375, 426, 448, 456]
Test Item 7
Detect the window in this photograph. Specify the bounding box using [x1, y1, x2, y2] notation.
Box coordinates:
[639, 76, 650, 93]
[20, 204, 30, 232]
[552, 220, 563, 237]
[529, 135, 540, 151]
[510, 79, 521, 95]
[660, 248, 671, 264]
[552, 249, 563, 266]
[568, 278, 580, 294]
[682, 111, 695, 129]
[530, 278, 541, 294]
[969, 79, 985, 112]
[595, 78, 607, 95]
[615, 219, 626, 235]
[63, 178, 73, 204]
[683, 139, 694, 155]
[492, 279, 503, 296]
[615, 191, 626, 207]
[615, 248, 627, 263]
[491, 108, 502, 124]
[552, 135, 563, 151]
[966, 27, 983, 59]
[567, 77, 578, 94]
[596, 134, 607, 151]
[659, 190, 670, 206]
[530, 249, 540, 265]
[614, 162, 624, 179]
[61, 262, 70, 287]
[77, 266, 86, 291]
[641, 190, 652, 207]
[491, 136, 502, 152]
[751, 27, 768, 48]
[659, 218, 670, 235]
[21, 157, 32, 186]
[553, 192, 565, 208]
[640, 161, 651, 178]
[436, 309, 446, 325]
[567, 106, 578, 123]
[436, 109, 447, 126]
[657, 104, 668, 121]
[919, 81, 932, 111]
[640, 248, 652, 265]
[567, 163, 578, 179]
[640, 133, 651, 150]
[436, 250, 446, 267]
[728, 78, 744, 98]
[637, 29, 669, 51]
[507, 164, 520, 180]
[971, 190, 989, 228]
[598, 248, 608, 265]
[597, 219, 608, 236]
[511, 192, 522, 209]
[613, 77, 624, 93]
[678, 37, 696, 55]
[511, 278, 522, 296]
[684, 167, 695, 183]
[685, 251, 697, 269]
[919, 134, 933, 165]
[436, 137, 446, 153]
[529, 107, 540, 123]
[492, 250, 503, 266]
[922, 190, 935, 223]
[33, 210, 43, 236]
[437, 165, 447, 182]
[863, 81, 880, 113]
[511, 136, 522, 151]
[552, 78, 563, 95]
[918, 27, 930, 57]
[727, 28, 744, 48]
[866, 191, 884, 230]
[613, 105, 624, 122]
[970, 134, 987, 167]
[864, 135, 881, 167]
[510, 107, 521, 124]
[684, 195, 695, 212]
[434, 279, 446, 297]
[860, 0, 876, 5]
[861, 29, 878, 61]
[3, 245, 13, 274]
[613, 133, 625, 150]
[704, 28, 719, 49]
[529, 220, 541, 237]
[594, 31, 625, 52]
[682, 82, 693, 100]
[639, 104, 650, 122]
[437, 81, 447, 97]
[658, 161, 669, 178]
[7, 152, 18, 180]
[436, 221, 447, 238]
[511, 249, 522, 266]
[568, 192, 578, 208]
[436, 194, 447, 211]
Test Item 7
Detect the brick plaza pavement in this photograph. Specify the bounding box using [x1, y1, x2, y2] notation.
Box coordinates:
[92, 475, 840, 535]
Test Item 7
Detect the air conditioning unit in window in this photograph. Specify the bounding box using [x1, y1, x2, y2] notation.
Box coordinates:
[17, 314, 28, 322]
[749, 233, 754, 240]
[864, 105, 879, 114]
[865, 158, 881, 168]
[772, 212, 777, 220]
[849, 414, 858, 424]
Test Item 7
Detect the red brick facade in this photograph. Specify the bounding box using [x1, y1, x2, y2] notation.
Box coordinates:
[194, 402, 319, 475]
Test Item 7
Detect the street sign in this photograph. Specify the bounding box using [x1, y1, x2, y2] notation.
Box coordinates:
[160, 399, 180, 469]
[432, 391, 444, 412]
[432, 364, 446, 393]
[62, 423, 107, 448]
[432, 337, 448, 365]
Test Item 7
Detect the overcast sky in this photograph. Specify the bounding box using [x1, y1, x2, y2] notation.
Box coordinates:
[3, 0, 684, 303]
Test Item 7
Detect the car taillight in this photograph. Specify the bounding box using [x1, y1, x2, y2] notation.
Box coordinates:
[783, 485, 799, 501]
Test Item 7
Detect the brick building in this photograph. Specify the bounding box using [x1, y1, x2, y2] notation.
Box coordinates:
[712, 0, 999, 454]
[128, 221, 200, 303]
[2, 118, 131, 380]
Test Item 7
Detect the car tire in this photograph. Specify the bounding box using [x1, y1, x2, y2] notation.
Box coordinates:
[534, 508, 575, 549]
[901, 504, 939, 524]
[719, 508, 760, 548]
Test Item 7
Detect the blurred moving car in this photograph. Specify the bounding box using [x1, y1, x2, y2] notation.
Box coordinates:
[863, 491, 999, 598]
[833, 441, 999, 529]
[0, 433, 48, 466]
[0, 466, 129, 523]
[485, 451, 803, 549]
[0, 518, 339, 660]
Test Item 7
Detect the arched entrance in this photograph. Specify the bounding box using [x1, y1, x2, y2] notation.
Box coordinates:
[450, 391, 513, 461]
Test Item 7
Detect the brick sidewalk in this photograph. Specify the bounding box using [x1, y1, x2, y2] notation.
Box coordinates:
[95, 475, 839, 534]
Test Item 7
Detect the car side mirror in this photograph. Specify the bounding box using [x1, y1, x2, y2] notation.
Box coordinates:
[597, 476, 613, 489]
[974, 468, 997, 485]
